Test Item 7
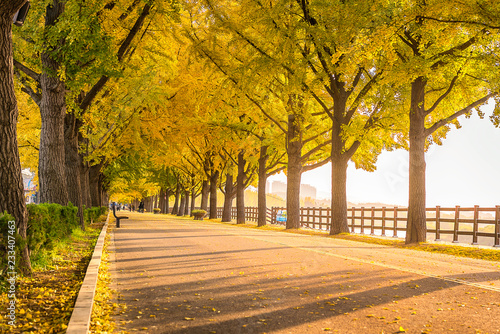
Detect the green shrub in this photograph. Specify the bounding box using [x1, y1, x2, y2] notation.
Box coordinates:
[84, 206, 108, 224]
[27, 203, 78, 254]
[1, 203, 109, 276]
[192, 210, 207, 220]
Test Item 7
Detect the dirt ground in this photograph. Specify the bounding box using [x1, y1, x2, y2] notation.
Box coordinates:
[109, 213, 500, 334]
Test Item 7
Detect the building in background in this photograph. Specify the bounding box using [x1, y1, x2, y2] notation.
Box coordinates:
[22, 169, 37, 204]
[270, 181, 287, 199]
[300, 184, 317, 200]
[269, 180, 317, 201]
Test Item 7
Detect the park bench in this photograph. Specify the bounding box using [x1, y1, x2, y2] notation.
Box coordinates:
[112, 203, 128, 228]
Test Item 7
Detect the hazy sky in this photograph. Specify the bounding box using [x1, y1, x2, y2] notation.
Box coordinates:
[269, 101, 500, 207]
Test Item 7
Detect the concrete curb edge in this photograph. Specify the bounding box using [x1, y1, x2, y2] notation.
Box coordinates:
[66, 212, 110, 334]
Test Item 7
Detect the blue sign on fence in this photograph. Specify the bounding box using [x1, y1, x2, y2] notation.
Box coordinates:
[276, 210, 287, 222]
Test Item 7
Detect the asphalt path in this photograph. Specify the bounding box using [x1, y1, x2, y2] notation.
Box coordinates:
[109, 213, 500, 334]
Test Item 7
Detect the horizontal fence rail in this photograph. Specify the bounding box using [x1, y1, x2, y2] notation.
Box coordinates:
[211, 205, 500, 247]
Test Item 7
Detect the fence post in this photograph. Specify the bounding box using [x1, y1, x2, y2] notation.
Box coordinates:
[393, 207, 398, 238]
[381, 207, 386, 236]
[494, 206, 500, 247]
[370, 207, 375, 236]
[351, 207, 355, 233]
[360, 207, 365, 234]
[435, 206, 441, 241]
[452, 206, 460, 243]
[472, 205, 479, 245]
[327, 207, 331, 231]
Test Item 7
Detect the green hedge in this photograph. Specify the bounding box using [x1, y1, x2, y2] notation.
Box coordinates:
[84, 206, 108, 224]
[25, 203, 79, 256]
[1, 203, 107, 274]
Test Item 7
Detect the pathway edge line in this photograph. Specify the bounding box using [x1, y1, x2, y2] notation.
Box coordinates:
[66, 211, 110, 334]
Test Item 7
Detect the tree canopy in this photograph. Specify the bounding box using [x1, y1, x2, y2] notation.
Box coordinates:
[7, 0, 500, 255]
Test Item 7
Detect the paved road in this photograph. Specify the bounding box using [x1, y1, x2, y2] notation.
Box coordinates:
[109, 213, 500, 333]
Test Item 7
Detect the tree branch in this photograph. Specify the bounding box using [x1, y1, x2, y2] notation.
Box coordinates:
[424, 73, 460, 115]
[13, 59, 40, 83]
[424, 93, 496, 136]
[301, 139, 332, 162]
[302, 156, 331, 172]
[79, 3, 152, 112]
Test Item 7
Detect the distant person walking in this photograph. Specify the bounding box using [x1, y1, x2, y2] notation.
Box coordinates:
[139, 201, 144, 213]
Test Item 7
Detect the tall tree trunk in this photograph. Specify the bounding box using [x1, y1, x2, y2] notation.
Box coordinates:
[286, 113, 303, 229]
[0, 0, 32, 274]
[178, 191, 186, 216]
[165, 189, 170, 213]
[209, 170, 219, 219]
[236, 151, 246, 224]
[159, 188, 165, 213]
[190, 188, 196, 216]
[330, 157, 350, 234]
[406, 77, 427, 244]
[200, 180, 209, 211]
[257, 145, 269, 227]
[149, 195, 154, 212]
[97, 173, 104, 206]
[80, 157, 91, 208]
[184, 190, 190, 216]
[89, 165, 101, 207]
[222, 173, 235, 222]
[39, 0, 68, 205]
[330, 119, 350, 234]
[172, 184, 180, 215]
[64, 113, 84, 229]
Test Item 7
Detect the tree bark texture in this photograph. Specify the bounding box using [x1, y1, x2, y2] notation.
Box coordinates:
[209, 170, 219, 219]
[184, 190, 190, 216]
[165, 189, 170, 214]
[330, 118, 350, 234]
[200, 180, 209, 211]
[330, 156, 349, 234]
[79, 158, 91, 208]
[222, 173, 235, 222]
[236, 151, 245, 224]
[190, 189, 196, 216]
[257, 145, 268, 226]
[0, 0, 31, 274]
[286, 113, 303, 229]
[89, 164, 101, 207]
[64, 113, 84, 229]
[144, 196, 152, 213]
[172, 184, 180, 215]
[406, 77, 427, 243]
[177, 192, 186, 216]
[158, 188, 165, 213]
[38, 0, 69, 205]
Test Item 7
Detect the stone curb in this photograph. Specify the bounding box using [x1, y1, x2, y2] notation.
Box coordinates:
[66, 212, 110, 334]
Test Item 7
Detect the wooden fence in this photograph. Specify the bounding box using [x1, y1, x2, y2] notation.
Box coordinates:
[214, 205, 500, 247]
[216, 207, 272, 223]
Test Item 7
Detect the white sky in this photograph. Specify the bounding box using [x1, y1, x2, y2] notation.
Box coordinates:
[268, 100, 500, 207]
